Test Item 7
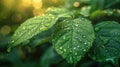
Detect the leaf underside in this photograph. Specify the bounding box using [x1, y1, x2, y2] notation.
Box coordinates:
[89, 21, 120, 63]
[52, 17, 95, 64]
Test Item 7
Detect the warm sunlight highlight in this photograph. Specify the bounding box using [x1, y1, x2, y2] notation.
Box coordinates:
[32, 0, 42, 9]
[22, 0, 32, 7]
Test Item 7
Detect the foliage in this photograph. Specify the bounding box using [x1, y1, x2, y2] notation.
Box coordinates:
[0, 0, 120, 67]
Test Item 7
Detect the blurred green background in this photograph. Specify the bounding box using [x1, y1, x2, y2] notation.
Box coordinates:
[0, 0, 120, 67]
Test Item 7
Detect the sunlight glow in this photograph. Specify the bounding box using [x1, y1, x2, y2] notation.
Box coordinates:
[32, 0, 42, 9]
[22, 0, 32, 7]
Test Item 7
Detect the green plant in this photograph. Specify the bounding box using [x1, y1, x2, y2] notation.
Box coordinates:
[7, 0, 120, 67]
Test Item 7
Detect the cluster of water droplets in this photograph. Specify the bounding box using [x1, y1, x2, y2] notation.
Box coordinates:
[52, 17, 95, 63]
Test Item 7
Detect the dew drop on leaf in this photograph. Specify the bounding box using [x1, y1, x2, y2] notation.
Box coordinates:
[59, 47, 63, 50]
[75, 53, 78, 55]
[22, 27, 26, 30]
[75, 24, 79, 27]
[77, 46, 80, 48]
[84, 42, 87, 45]
[64, 49, 67, 52]
[82, 35, 86, 38]
[73, 47, 76, 50]
[63, 36, 66, 39]
[83, 49, 86, 52]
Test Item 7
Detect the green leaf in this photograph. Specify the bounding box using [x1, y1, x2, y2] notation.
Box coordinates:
[45, 7, 68, 15]
[80, 6, 91, 17]
[8, 7, 73, 52]
[8, 14, 58, 52]
[45, 7, 72, 18]
[89, 21, 120, 66]
[52, 17, 95, 64]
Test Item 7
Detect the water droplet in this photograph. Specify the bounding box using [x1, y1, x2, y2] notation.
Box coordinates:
[45, 23, 50, 27]
[69, 57, 73, 63]
[10, 40, 14, 43]
[82, 35, 86, 38]
[75, 24, 78, 27]
[28, 32, 30, 35]
[70, 51, 72, 53]
[84, 42, 87, 45]
[22, 27, 25, 30]
[7, 47, 11, 52]
[79, 39, 82, 42]
[63, 36, 66, 39]
[77, 30, 80, 32]
[64, 26, 67, 28]
[95, 27, 99, 31]
[66, 21, 69, 23]
[75, 53, 77, 55]
[66, 28, 70, 30]
[63, 49, 66, 52]
[83, 49, 86, 51]
[77, 46, 80, 48]
[59, 47, 63, 50]
[75, 37, 78, 39]
[40, 26, 46, 31]
[73, 47, 76, 50]
[60, 51, 63, 54]
[14, 34, 17, 36]
[73, 42, 76, 44]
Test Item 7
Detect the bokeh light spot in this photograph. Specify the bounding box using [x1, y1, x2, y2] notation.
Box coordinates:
[0, 25, 11, 35]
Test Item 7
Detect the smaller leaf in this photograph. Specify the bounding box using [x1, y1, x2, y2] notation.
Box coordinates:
[45, 7, 72, 18]
[80, 6, 91, 17]
[89, 21, 120, 66]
